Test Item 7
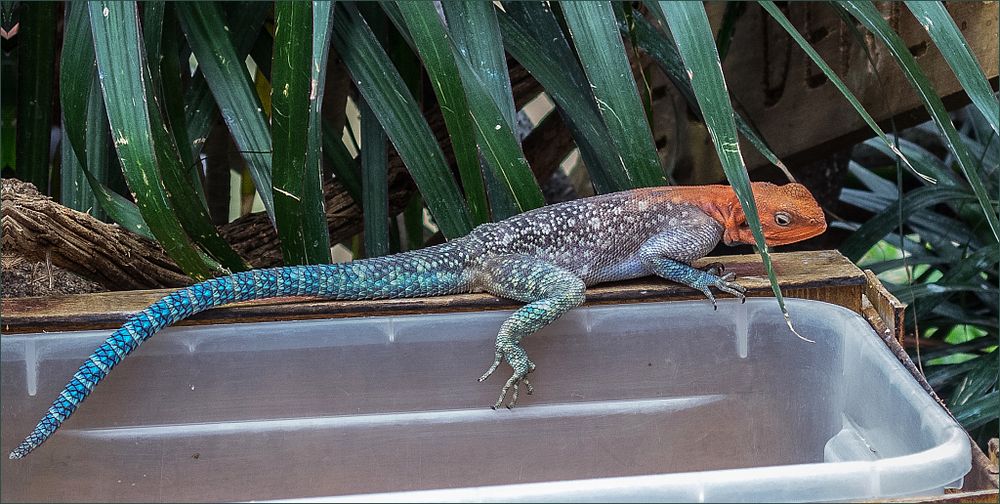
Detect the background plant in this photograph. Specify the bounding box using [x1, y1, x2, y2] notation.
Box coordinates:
[841, 104, 998, 446]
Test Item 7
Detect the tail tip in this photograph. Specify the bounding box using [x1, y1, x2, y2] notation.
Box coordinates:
[9, 445, 28, 460]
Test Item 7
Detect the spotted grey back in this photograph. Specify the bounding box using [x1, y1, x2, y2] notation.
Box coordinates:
[462, 191, 722, 284]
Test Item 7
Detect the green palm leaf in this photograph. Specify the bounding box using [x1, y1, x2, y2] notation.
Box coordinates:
[331, 2, 472, 239]
[391, 1, 490, 224]
[498, 2, 632, 193]
[271, 1, 331, 264]
[177, 1, 276, 223]
[562, 1, 664, 188]
[656, 1, 802, 340]
[90, 1, 222, 279]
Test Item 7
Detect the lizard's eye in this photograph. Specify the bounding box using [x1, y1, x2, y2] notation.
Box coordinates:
[774, 212, 792, 227]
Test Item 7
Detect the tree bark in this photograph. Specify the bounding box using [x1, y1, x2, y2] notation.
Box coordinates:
[2, 179, 192, 289]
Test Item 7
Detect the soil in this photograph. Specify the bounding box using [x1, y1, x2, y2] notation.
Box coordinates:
[2, 256, 106, 298]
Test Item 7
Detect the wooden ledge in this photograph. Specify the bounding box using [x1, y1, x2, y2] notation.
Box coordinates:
[1, 250, 865, 335]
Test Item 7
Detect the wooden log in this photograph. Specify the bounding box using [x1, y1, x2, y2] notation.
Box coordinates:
[0, 179, 190, 290]
[1, 250, 866, 334]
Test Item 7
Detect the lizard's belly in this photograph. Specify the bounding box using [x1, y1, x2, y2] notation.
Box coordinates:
[574, 253, 649, 286]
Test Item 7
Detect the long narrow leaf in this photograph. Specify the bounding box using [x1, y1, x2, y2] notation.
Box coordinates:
[159, 5, 201, 196]
[444, 1, 516, 128]
[332, 2, 472, 239]
[139, 7, 247, 271]
[361, 96, 390, 257]
[60, 2, 151, 237]
[15, 2, 56, 192]
[497, 2, 630, 193]
[272, 1, 330, 264]
[306, 0, 336, 260]
[619, 5, 790, 178]
[59, 3, 101, 217]
[656, 1, 802, 339]
[183, 4, 269, 156]
[59, 113, 98, 217]
[177, 1, 275, 223]
[904, 1, 999, 137]
[839, 1, 1000, 243]
[90, 1, 219, 279]
[397, 1, 544, 219]
[443, 1, 524, 218]
[140, 1, 165, 84]
[390, 2, 489, 225]
[562, 1, 663, 188]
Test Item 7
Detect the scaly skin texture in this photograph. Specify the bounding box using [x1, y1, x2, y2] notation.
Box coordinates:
[9, 182, 825, 460]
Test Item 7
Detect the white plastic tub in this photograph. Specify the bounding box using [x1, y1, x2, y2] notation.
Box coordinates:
[1, 298, 970, 502]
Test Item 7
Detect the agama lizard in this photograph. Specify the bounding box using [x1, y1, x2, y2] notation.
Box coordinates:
[9, 182, 826, 459]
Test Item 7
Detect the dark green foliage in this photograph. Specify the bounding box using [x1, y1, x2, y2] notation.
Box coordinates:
[842, 106, 999, 446]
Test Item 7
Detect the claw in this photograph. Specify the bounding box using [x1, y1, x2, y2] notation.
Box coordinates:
[713, 275, 747, 304]
[508, 381, 520, 408]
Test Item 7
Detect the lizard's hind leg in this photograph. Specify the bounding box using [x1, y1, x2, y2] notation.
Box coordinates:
[472, 255, 585, 409]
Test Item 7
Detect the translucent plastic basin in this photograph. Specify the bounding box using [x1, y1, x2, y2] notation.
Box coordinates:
[0, 298, 970, 502]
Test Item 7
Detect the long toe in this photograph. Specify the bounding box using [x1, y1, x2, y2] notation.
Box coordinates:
[508, 382, 520, 408]
[478, 351, 504, 382]
[700, 287, 718, 310]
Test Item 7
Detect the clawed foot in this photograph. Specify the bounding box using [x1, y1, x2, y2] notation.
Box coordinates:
[696, 269, 747, 310]
[701, 262, 726, 277]
[478, 346, 535, 409]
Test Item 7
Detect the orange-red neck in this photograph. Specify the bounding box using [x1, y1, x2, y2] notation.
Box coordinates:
[642, 185, 746, 244]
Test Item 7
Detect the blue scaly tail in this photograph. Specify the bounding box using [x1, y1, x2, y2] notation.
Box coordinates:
[9, 245, 469, 459]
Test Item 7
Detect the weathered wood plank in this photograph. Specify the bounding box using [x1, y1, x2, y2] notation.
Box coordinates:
[0, 250, 865, 334]
[864, 269, 908, 346]
[714, 2, 999, 171]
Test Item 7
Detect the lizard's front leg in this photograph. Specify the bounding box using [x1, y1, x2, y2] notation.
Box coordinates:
[639, 231, 747, 309]
[472, 254, 585, 409]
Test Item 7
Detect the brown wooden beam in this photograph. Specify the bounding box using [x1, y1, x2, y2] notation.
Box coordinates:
[711, 2, 998, 171]
[1, 250, 865, 334]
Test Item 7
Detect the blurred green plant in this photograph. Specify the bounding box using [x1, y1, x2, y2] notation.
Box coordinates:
[840, 104, 999, 446]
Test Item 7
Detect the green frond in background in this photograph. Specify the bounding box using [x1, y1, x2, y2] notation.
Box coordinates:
[842, 104, 998, 444]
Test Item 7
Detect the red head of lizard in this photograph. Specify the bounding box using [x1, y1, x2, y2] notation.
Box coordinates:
[655, 182, 827, 247]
